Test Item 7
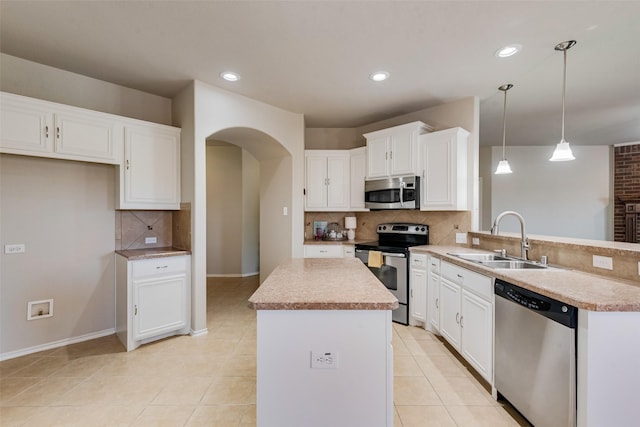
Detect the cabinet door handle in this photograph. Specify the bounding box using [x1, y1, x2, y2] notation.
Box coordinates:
[45, 125, 49, 138]
[456, 312, 460, 324]
[56, 126, 60, 139]
[411, 289, 414, 298]
[389, 151, 393, 160]
[435, 298, 439, 309]
[327, 177, 330, 186]
[457, 274, 463, 281]
[460, 316, 464, 328]
[126, 159, 130, 170]
[134, 305, 138, 315]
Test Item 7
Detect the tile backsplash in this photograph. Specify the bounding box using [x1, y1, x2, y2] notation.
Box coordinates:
[115, 203, 191, 251]
[304, 210, 471, 246]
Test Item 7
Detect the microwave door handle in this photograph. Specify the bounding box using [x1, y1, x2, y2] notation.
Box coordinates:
[400, 181, 405, 207]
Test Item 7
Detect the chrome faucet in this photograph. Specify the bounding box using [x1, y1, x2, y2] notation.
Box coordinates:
[490, 211, 530, 260]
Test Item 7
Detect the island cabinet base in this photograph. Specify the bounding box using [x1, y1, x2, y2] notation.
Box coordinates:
[256, 309, 393, 427]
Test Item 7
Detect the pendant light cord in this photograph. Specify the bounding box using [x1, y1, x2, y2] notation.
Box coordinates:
[502, 88, 508, 159]
[561, 48, 567, 143]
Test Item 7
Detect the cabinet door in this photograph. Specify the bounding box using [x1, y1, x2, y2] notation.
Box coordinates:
[305, 154, 328, 210]
[410, 268, 427, 323]
[366, 136, 389, 179]
[461, 289, 493, 382]
[121, 125, 180, 209]
[54, 109, 121, 163]
[326, 154, 349, 209]
[389, 130, 415, 176]
[419, 128, 469, 211]
[439, 277, 461, 350]
[428, 271, 440, 332]
[133, 273, 188, 340]
[0, 93, 53, 154]
[349, 147, 367, 210]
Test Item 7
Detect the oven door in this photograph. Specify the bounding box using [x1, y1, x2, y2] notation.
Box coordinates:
[355, 249, 408, 324]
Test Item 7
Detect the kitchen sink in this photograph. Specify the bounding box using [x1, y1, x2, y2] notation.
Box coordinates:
[448, 253, 511, 262]
[448, 252, 549, 270]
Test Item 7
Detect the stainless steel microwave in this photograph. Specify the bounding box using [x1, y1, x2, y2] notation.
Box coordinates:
[364, 176, 420, 210]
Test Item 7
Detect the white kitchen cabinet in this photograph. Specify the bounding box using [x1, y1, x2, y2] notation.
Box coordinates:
[303, 244, 345, 258]
[116, 254, 191, 351]
[0, 91, 121, 164]
[419, 127, 469, 211]
[364, 121, 432, 179]
[117, 123, 181, 210]
[410, 253, 428, 325]
[305, 150, 349, 211]
[349, 146, 368, 211]
[427, 257, 441, 333]
[343, 245, 356, 257]
[438, 260, 493, 383]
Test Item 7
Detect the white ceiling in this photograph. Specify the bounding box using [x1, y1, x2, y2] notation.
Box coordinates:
[1, 1, 639, 147]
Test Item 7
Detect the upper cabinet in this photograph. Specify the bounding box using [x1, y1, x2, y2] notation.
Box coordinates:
[349, 146, 367, 211]
[305, 150, 350, 211]
[0, 91, 121, 164]
[363, 121, 433, 179]
[116, 124, 181, 210]
[419, 127, 470, 211]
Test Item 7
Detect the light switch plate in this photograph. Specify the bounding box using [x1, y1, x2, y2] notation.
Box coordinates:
[4, 244, 25, 254]
[455, 233, 467, 244]
[472, 237, 480, 246]
[592, 255, 613, 270]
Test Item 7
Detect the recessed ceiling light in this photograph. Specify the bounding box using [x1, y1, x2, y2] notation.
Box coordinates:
[220, 71, 240, 82]
[495, 45, 522, 58]
[370, 71, 390, 82]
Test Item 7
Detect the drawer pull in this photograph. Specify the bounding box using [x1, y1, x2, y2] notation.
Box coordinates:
[456, 312, 460, 324]
[435, 298, 439, 309]
[134, 305, 138, 315]
[156, 265, 168, 269]
[457, 274, 463, 279]
[460, 316, 464, 328]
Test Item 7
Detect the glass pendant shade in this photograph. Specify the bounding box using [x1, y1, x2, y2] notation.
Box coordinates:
[495, 160, 513, 174]
[495, 83, 513, 175]
[550, 40, 577, 162]
[549, 140, 575, 161]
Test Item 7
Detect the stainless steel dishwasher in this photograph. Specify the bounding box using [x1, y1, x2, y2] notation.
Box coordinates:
[494, 279, 577, 427]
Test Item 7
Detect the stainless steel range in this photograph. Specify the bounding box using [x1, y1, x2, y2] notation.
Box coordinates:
[355, 223, 429, 325]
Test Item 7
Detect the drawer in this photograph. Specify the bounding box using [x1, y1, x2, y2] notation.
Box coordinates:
[441, 260, 492, 300]
[410, 253, 427, 269]
[132, 255, 188, 278]
[303, 244, 344, 258]
[343, 245, 355, 257]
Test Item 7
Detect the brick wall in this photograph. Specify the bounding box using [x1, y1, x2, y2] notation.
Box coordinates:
[614, 144, 640, 242]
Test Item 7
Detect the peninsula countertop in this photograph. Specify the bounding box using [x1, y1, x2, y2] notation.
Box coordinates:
[412, 246, 640, 312]
[115, 247, 191, 260]
[248, 257, 399, 310]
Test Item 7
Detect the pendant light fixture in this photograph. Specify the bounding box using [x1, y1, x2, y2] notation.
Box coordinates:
[549, 40, 577, 162]
[495, 83, 514, 174]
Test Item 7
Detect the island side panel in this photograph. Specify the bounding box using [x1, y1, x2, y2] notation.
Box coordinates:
[256, 309, 393, 427]
[577, 309, 640, 426]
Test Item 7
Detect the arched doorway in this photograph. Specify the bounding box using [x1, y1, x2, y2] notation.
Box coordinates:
[205, 127, 291, 281]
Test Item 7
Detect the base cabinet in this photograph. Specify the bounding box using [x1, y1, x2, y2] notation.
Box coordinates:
[303, 244, 345, 258]
[116, 254, 190, 351]
[410, 253, 428, 325]
[438, 260, 493, 383]
[427, 257, 441, 333]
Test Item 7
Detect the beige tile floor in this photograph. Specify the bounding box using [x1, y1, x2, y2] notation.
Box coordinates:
[1, 276, 529, 426]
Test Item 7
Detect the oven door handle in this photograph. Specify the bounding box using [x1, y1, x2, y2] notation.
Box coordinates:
[355, 249, 406, 258]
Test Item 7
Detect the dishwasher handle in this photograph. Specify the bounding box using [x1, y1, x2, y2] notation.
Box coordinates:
[495, 279, 577, 328]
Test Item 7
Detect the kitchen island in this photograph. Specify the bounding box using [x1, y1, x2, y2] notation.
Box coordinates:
[248, 257, 398, 427]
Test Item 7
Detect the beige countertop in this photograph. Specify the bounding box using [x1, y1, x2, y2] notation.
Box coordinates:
[303, 239, 364, 245]
[248, 257, 399, 310]
[412, 246, 640, 312]
[115, 247, 191, 260]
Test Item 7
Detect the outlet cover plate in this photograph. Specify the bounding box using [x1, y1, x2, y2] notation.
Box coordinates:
[311, 351, 338, 369]
[145, 237, 157, 244]
[5, 244, 25, 254]
[455, 233, 468, 244]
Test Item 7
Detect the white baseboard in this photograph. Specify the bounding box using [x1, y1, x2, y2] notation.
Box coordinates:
[207, 272, 259, 278]
[0, 328, 116, 361]
[191, 328, 208, 337]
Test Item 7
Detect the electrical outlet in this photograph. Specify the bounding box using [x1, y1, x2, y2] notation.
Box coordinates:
[4, 244, 25, 254]
[145, 237, 157, 244]
[472, 237, 480, 246]
[455, 233, 467, 244]
[592, 255, 613, 270]
[311, 351, 338, 369]
[283, 206, 288, 216]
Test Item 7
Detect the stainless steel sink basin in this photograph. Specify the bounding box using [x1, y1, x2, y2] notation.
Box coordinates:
[479, 260, 547, 270]
[448, 253, 511, 262]
[447, 252, 548, 270]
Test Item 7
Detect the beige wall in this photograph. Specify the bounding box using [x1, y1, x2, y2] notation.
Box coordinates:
[0, 155, 116, 357]
[0, 53, 172, 125]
